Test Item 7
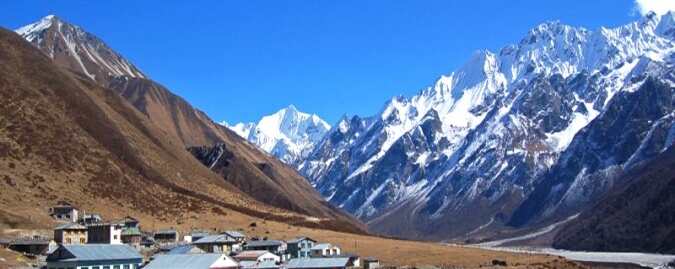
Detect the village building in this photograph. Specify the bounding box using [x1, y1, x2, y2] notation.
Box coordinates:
[87, 222, 124, 244]
[363, 258, 380, 269]
[121, 227, 143, 249]
[153, 230, 179, 243]
[287, 237, 316, 258]
[49, 203, 78, 222]
[223, 230, 247, 243]
[286, 257, 351, 269]
[244, 240, 286, 253]
[144, 253, 241, 269]
[235, 251, 281, 269]
[234, 250, 280, 263]
[54, 223, 88, 244]
[0, 236, 57, 256]
[139, 239, 155, 250]
[45, 244, 142, 269]
[193, 234, 239, 253]
[310, 243, 341, 258]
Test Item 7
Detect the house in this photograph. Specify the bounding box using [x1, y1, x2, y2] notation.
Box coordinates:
[139, 239, 155, 250]
[287, 237, 316, 258]
[87, 222, 124, 244]
[50, 203, 78, 222]
[54, 223, 88, 244]
[166, 245, 206, 255]
[45, 244, 142, 269]
[363, 258, 380, 269]
[193, 234, 238, 253]
[286, 257, 351, 269]
[144, 253, 241, 269]
[234, 251, 280, 269]
[223, 230, 247, 243]
[153, 230, 179, 243]
[121, 227, 143, 249]
[243, 240, 286, 253]
[3, 237, 57, 256]
[310, 243, 341, 258]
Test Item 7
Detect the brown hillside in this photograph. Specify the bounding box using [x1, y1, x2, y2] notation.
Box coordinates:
[17, 15, 365, 229]
[0, 26, 362, 234]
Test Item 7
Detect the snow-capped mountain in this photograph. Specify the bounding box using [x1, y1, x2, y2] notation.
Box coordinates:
[224, 105, 331, 166]
[16, 15, 145, 85]
[301, 12, 675, 240]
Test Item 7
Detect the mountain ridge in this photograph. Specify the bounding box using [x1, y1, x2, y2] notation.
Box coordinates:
[300, 11, 675, 241]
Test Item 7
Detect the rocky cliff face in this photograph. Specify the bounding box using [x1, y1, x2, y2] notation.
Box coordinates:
[301, 12, 675, 240]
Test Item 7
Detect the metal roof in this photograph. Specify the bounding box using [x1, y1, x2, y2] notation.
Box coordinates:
[193, 234, 236, 244]
[54, 223, 87, 230]
[166, 245, 205, 255]
[5, 237, 53, 246]
[234, 250, 273, 259]
[286, 258, 350, 269]
[310, 243, 338, 251]
[287, 237, 316, 244]
[122, 228, 142, 236]
[224, 230, 246, 238]
[245, 240, 284, 248]
[144, 254, 239, 269]
[48, 244, 142, 262]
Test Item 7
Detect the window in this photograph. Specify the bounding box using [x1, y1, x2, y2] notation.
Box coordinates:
[113, 266, 120, 269]
[66, 238, 72, 244]
[114, 235, 118, 240]
[123, 265, 130, 269]
[80, 238, 86, 244]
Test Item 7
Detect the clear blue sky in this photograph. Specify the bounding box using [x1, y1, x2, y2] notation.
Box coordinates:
[1, 1, 643, 125]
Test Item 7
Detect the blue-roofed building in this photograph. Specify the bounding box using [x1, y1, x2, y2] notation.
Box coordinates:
[193, 234, 240, 253]
[286, 257, 350, 269]
[144, 253, 241, 269]
[45, 244, 142, 269]
[243, 240, 285, 253]
[223, 230, 246, 243]
[286, 237, 316, 258]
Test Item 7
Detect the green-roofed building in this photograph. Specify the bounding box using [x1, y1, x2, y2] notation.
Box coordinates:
[121, 227, 143, 250]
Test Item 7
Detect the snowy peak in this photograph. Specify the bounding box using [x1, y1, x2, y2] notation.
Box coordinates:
[15, 14, 146, 84]
[224, 105, 331, 166]
[300, 12, 675, 240]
